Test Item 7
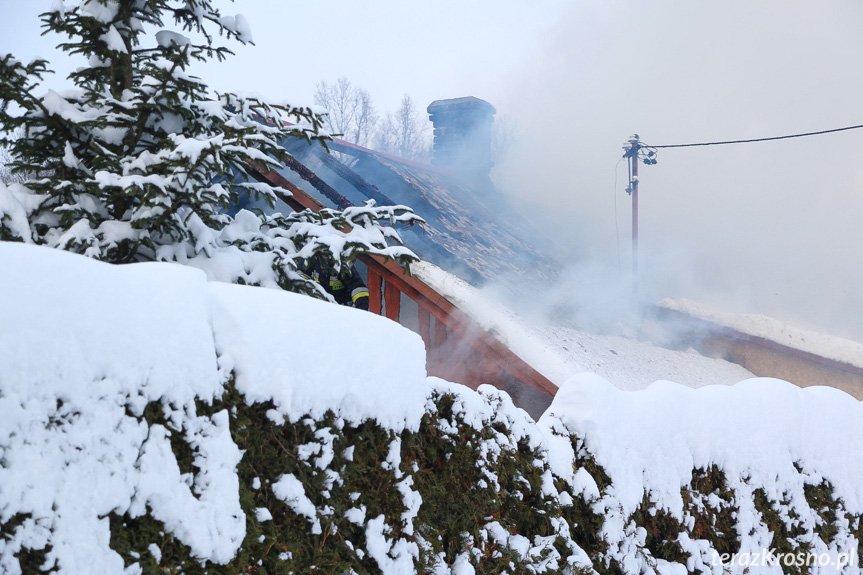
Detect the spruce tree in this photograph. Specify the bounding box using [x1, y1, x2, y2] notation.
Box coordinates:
[0, 0, 420, 299]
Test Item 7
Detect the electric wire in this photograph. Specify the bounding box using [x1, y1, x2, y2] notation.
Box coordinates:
[646, 123, 863, 149]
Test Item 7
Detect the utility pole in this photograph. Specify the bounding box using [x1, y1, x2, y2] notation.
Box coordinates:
[630, 137, 639, 306]
[622, 134, 656, 313]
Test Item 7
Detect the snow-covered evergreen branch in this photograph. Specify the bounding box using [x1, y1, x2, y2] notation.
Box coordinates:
[0, 0, 422, 299]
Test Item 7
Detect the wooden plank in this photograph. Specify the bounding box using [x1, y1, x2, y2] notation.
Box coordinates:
[247, 163, 324, 212]
[367, 268, 382, 316]
[285, 140, 399, 207]
[283, 155, 352, 209]
[384, 280, 401, 322]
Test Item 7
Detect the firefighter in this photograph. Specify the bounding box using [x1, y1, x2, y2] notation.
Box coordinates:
[303, 255, 370, 311]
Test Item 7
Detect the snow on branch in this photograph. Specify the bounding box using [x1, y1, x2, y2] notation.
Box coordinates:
[0, 0, 420, 301]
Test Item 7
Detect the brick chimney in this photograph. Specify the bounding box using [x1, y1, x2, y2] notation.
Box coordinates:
[427, 97, 496, 183]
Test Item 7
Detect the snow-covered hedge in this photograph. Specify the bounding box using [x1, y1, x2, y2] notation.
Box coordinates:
[0, 242, 592, 575]
[547, 376, 863, 575]
[2, 242, 863, 575]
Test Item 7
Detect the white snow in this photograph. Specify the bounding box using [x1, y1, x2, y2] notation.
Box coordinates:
[272, 474, 320, 533]
[61, 141, 79, 169]
[42, 90, 101, 124]
[0, 242, 427, 574]
[208, 282, 428, 432]
[234, 14, 253, 43]
[344, 506, 367, 526]
[155, 30, 191, 48]
[0, 243, 240, 574]
[365, 514, 419, 575]
[219, 14, 253, 43]
[0, 183, 43, 242]
[80, 0, 119, 24]
[49, 0, 66, 17]
[219, 15, 237, 32]
[147, 543, 161, 564]
[3, 241, 862, 575]
[0, 241, 220, 401]
[547, 373, 863, 515]
[101, 25, 127, 52]
[542, 373, 863, 574]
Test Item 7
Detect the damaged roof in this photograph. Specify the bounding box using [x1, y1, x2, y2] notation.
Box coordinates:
[257, 121, 560, 294]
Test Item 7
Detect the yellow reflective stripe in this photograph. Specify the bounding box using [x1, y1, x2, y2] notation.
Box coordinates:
[352, 290, 369, 303]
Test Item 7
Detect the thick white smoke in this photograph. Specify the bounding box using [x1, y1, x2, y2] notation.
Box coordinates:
[488, 0, 863, 342]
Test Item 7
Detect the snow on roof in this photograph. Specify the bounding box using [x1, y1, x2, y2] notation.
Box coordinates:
[660, 298, 863, 369]
[412, 261, 754, 392]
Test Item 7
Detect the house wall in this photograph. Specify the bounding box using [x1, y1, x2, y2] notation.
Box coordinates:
[652, 307, 863, 399]
[699, 333, 863, 399]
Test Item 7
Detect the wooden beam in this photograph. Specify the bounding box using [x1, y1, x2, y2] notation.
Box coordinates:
[283, 155, 352, 209]
[367, 268, 382, 316]
[285, 140, 399, 207]
[247, 163, 324, 212]
[384, 280, 401, 322]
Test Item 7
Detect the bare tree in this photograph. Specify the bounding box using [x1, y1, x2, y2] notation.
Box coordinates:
[352, 88, 377, 149]
[375, 94, 432, 162]
[313, 81, 432, 162]
[313, 77, 378, 148]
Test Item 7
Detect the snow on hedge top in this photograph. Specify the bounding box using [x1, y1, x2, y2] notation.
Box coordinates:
[208, 283, 428, 431]
[0, 241, 428, 429]
[0, 241, 220, 405]
[545, 372, 863, 516]
[0, 242, 428, 573]
[541, 373, 863, 574]
[0, 243, 238, 573]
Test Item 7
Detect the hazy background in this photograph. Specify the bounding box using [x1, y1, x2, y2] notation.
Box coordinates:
[2, 0, 862, 342]
[493, 1, 863, 343]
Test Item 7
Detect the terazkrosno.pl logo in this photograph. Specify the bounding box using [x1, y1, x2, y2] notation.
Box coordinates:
[712, 549, 857, 569]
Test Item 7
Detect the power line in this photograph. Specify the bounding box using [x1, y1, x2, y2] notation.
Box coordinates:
[646, 123, 863, 149]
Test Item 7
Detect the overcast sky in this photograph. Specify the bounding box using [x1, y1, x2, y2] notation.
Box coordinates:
[2, 0, 862, 342]
[0, 0, 570, 111]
